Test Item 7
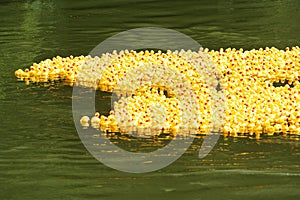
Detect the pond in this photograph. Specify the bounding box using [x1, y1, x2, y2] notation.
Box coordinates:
[1, 0, 300, 199]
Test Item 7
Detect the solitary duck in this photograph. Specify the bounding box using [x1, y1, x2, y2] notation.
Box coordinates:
[80, 116, 90, 128]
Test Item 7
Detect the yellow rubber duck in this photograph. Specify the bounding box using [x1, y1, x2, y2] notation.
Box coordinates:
[100, 115, 108, 132]
[110, 120, 119, 133]
[40, 69, 49, 82]
[22, 69, 30, 85]
[80, 116, 90, 128]
[91, 112, 100, 128]
[15, 69, 24, 79]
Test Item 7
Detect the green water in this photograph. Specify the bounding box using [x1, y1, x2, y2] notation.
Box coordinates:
[1, 0, 300, 199]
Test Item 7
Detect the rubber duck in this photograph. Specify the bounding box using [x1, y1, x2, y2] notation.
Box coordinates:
[230, 126, 238, 137]
[22, 69, 30, 85]
[289, 125, 297, 134]
[265, 125, 275, 136]
[49, 67, 59, 81]
[80, 116, 90, 128]
[254, 125, 263, 135]
[107, 111, 117, 132]
[91, 112, 100, 128]
[274, 124, 282, 133]
[40, 69, 49, 82]
[100, 115, 108, 132]
[15, 69, 24, 79]
[281, 122, 289, 135]
[109, 121, 119, 133]
[29, 67, 37, 82]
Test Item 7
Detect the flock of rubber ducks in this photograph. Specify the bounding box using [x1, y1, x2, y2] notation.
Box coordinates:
[15, 55, 86, 85]
[15, 47, 300, 137]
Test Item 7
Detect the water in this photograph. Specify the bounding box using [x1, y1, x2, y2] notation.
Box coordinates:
[1, 0, 300, 199]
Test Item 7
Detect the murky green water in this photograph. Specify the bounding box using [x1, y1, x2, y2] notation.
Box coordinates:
[1, 0, 300, 199]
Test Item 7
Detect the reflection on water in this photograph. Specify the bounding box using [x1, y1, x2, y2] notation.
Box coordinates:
[1, 0, 300, 199]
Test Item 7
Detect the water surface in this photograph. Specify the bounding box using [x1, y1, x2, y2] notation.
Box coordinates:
[1, 0, 300, 199]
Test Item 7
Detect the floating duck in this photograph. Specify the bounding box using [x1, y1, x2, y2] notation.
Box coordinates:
[15, 69, 24, 79]
[22, 69, 30, 85]
[80, 116, 90, 128]
[91, 112, 100, 128]
[100, 115, 108, 132]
